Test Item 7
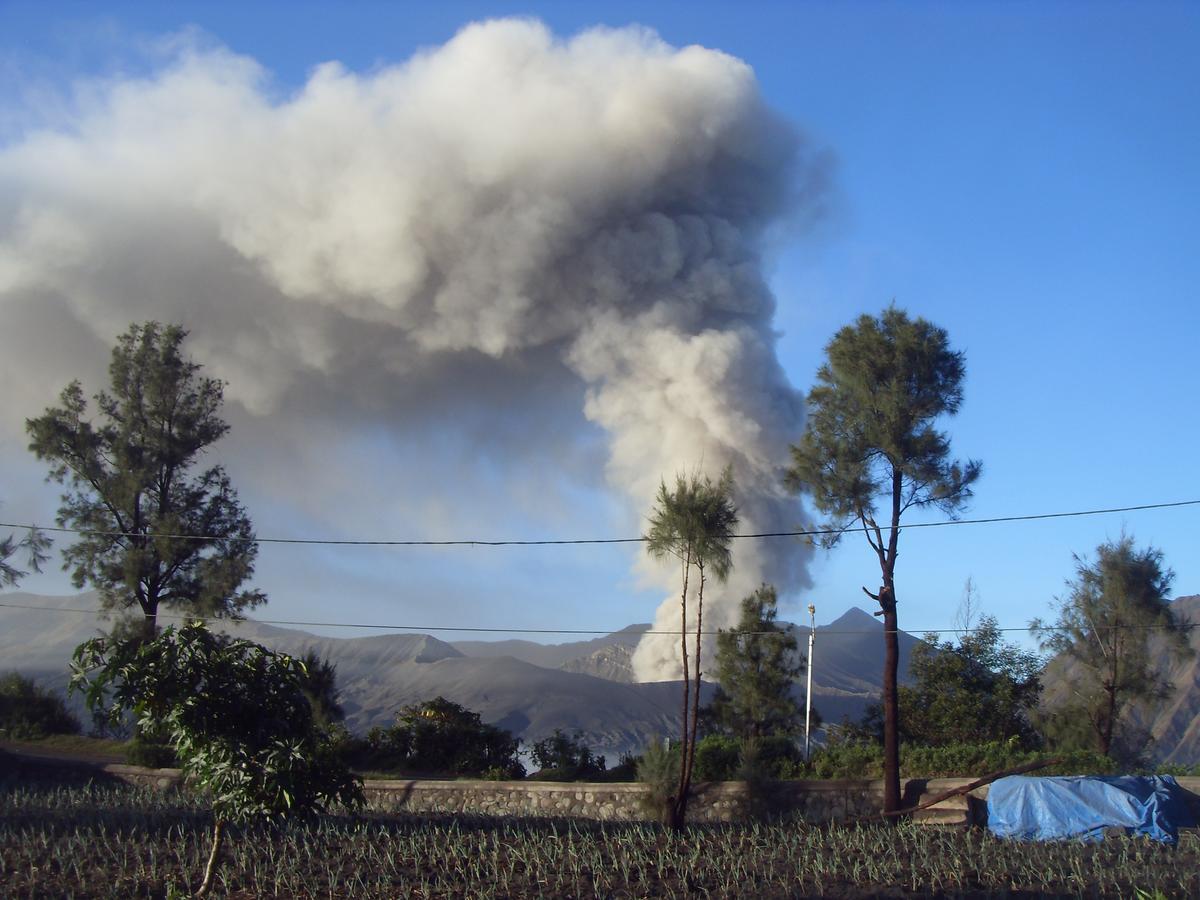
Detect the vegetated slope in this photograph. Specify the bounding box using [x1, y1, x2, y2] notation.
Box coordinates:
[1039, 593, 1200, 765]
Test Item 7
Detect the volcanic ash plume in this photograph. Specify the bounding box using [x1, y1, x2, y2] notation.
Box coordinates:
[0, 19, 824, 681]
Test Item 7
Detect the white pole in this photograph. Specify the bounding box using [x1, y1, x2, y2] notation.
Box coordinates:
[805, 603, 816, 761]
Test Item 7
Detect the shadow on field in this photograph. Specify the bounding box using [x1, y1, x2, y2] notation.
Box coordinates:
[0, 747, 129, 790]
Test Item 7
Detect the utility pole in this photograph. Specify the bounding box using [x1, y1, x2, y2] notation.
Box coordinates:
[805, 602, 816, 761]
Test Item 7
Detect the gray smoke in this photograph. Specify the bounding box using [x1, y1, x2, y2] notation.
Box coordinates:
[0, 20, 822, 680]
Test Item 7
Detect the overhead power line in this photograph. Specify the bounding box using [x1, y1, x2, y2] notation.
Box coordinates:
[1, 498, 1196, 548]
[0, 600, 1195, 639]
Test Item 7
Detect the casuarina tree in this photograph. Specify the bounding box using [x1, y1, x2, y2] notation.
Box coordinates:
[644, 466, 737, 828]
[0, 509, 50, 588]
[785, 306, 981, 815]
[27, 322, 264, 639]
[1032, 534, 1192, 759]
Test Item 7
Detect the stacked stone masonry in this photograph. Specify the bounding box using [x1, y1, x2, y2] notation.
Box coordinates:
[14, 751, 1200, 827]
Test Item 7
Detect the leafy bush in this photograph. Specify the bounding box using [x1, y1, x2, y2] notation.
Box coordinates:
[125, 735, 178, 769]
[1153, 762, 1200, 777]
[71, 623, 363, 897]
[0, 672, 80, 739]
[787, 739, 1119, 780]
[347, 697, 524, 778]
[692, 734, 804, 781]
[892, 616, 1043, 750]
[790, 740, 882, 779]
[903, 741, 1116, 778]
[529, 729, 606, 781]
[604, 752, 639, 782]
[693, 734, 742, 781]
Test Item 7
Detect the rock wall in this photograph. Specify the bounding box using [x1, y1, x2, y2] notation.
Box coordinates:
[12, 749, 1199, 827]
[362, 777, 966, 824]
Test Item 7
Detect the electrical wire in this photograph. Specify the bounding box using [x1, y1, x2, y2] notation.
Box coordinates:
[1, 498, 1196, 548]
[0, 600, 1194, 638]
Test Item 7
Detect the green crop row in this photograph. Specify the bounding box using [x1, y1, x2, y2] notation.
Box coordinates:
[2, 778, 1198, 898]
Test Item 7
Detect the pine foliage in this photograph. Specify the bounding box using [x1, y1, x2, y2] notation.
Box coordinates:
[785, 306, 980, 815]
[1032, 534, 1193, 757]
[785, 306, 981, 539]
[707, 584, 805, 740]
[26, 322, 264, 635]
[643, 465, 738, 828]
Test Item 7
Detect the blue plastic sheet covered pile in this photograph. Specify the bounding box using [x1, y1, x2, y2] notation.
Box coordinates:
[987, 775, 1197, 844]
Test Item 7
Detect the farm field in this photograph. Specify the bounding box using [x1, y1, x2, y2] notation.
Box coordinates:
[2, 778, 1199, 898]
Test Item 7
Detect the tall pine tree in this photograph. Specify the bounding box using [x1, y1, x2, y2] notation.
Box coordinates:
[27, 322, 264, 638]
[786, 307, 981, 815]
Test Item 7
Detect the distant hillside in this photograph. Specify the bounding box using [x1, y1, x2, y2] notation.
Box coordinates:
[453, 607, 920, 695]
[558, 643, 637, 682]
[0, 591, 929, 760]
[452, 624, 649, 678]
[0, 592, 690, 758]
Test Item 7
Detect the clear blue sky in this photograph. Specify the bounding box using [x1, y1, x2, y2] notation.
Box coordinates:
[1, 1, 1197, 651]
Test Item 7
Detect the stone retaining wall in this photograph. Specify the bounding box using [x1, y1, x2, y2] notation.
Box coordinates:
[11, 750, 1199, 827]
[362, 777, 981, 824]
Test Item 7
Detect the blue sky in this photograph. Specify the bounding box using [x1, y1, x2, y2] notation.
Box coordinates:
[1, 2, 1197, 655]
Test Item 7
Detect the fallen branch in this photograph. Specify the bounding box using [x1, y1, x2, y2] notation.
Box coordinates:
[855, 756, 1064, 825]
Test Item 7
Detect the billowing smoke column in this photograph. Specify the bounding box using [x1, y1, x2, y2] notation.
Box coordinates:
[0, 20, 822, 680]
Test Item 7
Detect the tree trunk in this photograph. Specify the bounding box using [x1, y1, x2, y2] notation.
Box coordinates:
[677, 563, 707, 828]
[673, 553, 691, 829]
[139, 596, 158, 643]
[1098, 630, 1121, 757]
[196, 818, 224, 898]
[879, 467, 903, 817]
[880, 586, 901, 817]
[1098, 682, 1117, 757]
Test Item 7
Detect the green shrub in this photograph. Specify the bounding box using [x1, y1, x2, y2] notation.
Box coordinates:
[788, 739, 1120, 780]
[902, 740, 1116, 778]
[72, 621, 364, 897]
[752, 735, 804, 777]
[0, 673, 81, 739]
[692, 734, 803, 781]
[736, 737, 795, 820]
[345, 697, 524, 778]
[604, 752, 639, 782]
[125, 735, 178, 769]
[1153, 762, 1200, 777]
[529, 729, 606, 781]
[693, 734, 741, 781]
[798, 741, 883, 779]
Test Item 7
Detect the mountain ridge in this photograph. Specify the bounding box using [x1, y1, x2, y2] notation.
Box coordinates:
[9, 590, 1197, 763]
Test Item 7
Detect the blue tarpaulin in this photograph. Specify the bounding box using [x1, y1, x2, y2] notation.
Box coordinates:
[987, 775, 1196, 844]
